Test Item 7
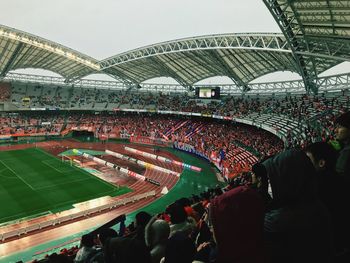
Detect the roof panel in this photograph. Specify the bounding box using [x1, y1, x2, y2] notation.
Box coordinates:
[100, 34, 299, 88]
[0, 24, 100, 80]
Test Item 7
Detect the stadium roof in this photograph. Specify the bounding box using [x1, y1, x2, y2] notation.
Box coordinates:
[264, 0, 350, 93]
[0, 24, 100, 81]
[1, 1, 350, 93]
[99, 33, 298, 91]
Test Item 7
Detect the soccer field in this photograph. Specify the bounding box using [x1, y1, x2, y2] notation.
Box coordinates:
[0, 148, 131, 224]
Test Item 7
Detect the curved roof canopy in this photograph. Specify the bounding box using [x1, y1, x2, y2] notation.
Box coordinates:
[99, 34, 298, 91]
[0, 24, 100, 81]
[1, 0, 350, 93]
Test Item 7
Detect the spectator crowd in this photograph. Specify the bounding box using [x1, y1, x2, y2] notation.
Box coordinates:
[1, 82, 349, 262]
[28, 110, 350, 262]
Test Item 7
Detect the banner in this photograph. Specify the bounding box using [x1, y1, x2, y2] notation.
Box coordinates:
[174, 141, 222, 172]
[129, 136, 171, 146]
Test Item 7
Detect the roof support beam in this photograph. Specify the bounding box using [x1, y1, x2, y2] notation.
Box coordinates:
[264, 0, 319, 94]
[0, 42, 23, 77]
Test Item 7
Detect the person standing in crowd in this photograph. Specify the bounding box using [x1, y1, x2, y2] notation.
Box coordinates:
[304, 142, 349, 261]
[261, 149, 334, 263]
[334, 111, 350, 180]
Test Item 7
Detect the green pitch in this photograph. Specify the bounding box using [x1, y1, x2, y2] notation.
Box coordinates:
[0, 148, 131, 224]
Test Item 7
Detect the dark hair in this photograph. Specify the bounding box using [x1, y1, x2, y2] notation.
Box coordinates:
[80, 233, 95, 248]
[304, 142, 337, 171]
[135, 211, 152, 228]
[191, 202, 206, 219]
[99, 228, 118, 246]
[335, 111, 350, 129]
[252, 163, 267, 179]
[166, 203, 187, 224]
[176, 197, 192, 208]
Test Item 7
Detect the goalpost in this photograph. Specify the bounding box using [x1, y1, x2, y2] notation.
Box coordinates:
[61, 154, 74, 166]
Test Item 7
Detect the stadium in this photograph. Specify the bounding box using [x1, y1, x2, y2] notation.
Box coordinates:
[0, 1, 350, 262]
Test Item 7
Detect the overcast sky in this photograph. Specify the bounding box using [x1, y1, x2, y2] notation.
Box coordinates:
[1, 0, 281, 59]
[1, 0, 349, 83]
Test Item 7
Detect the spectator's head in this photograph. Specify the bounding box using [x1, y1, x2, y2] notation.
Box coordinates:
[252, 162, 268, 183]
[335, 111, 350, 143]
[165, 203, 187, 224]
[176, 197, 191, 208]
[135, 211, 152, 229]
[163, 232, 195, 263]
[98, 228, 118, 246]
[210, 186, 265, 263]
[304, 142, 337, 172]
[80, 233, 95, 248]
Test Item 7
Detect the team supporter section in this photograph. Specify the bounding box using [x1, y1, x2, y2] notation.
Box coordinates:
[0, 112, 284, 178]
[4, 82, 350, 146]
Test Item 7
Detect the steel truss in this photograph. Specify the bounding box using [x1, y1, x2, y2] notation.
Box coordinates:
[263, 0, 350, 94]
[4, 72, 350, 95]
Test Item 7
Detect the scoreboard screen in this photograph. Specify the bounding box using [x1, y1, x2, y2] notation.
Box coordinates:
[195, 87, 220, 99]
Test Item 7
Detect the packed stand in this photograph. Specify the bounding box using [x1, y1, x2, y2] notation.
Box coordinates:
[7, 82, 350, 142]
[30, 134, 350, 263]
[0, 112, 65, 135]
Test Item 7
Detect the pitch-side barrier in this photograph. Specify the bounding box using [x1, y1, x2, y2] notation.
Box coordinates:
[73, 149, 160, 186]
[124, 146, 202, 172]
[105, 149, 180, 177]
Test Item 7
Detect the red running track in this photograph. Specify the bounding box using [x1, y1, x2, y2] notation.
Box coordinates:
[0, 140, 181, 258]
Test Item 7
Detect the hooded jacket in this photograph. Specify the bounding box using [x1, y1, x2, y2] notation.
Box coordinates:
[262, 149, 316, 208]
[262, 149, 334, 263]
[210, 185, 266, 263]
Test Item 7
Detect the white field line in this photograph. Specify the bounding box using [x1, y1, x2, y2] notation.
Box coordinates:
[0, 160, 35, 190]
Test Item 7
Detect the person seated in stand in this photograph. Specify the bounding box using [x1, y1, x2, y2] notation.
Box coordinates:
[74, 234, 96, 263]
[145, 215, 171, 263]
[89, 228, 118, 263]
[165, 202, 196, 238]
